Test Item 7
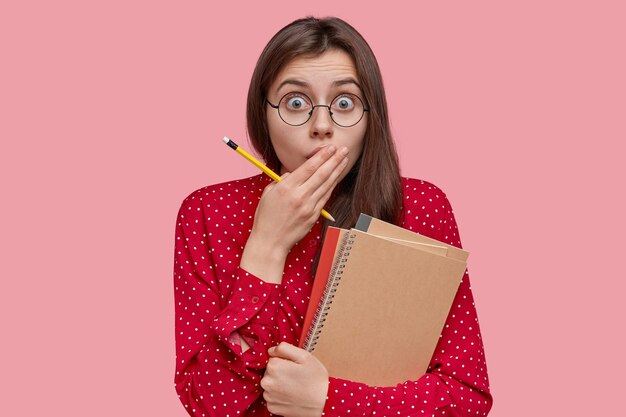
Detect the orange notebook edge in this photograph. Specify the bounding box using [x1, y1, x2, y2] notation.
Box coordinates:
[298, 227, 341, 348]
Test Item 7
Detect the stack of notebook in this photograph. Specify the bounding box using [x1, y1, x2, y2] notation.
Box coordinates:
[298, 214, 469, 386]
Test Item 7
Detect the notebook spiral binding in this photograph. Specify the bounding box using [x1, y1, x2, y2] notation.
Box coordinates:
[303, 231, 357, 352]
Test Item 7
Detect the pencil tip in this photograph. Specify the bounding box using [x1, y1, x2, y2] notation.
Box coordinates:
[328, 214, 336, 222]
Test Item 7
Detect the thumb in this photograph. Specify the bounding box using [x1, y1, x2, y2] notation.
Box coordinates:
[264, 172, 289, 192]
[268, 342, 308, 363]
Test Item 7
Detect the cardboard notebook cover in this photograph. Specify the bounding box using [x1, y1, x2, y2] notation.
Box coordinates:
[300, 223, 451, 342]
[299, 228, 449, 346]
[303, 219, 468, 387]
[355, 214, 469, 263]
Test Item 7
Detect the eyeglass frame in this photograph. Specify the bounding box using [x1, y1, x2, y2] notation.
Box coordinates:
[265, 91, 370, 127]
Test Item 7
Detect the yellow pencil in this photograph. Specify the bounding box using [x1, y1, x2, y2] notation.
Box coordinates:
[223, 136, 335, 222]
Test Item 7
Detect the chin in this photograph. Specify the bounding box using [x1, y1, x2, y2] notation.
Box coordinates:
[279, 163, 298, 175]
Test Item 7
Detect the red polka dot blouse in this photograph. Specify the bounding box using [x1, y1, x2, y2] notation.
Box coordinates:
[173, 174, 493, 416]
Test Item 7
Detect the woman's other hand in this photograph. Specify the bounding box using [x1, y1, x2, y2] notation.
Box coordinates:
[261, 342, 329, 417]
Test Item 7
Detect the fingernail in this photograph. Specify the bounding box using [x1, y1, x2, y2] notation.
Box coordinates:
[340, 147, 349, 156]
[327, 146, 336, 154]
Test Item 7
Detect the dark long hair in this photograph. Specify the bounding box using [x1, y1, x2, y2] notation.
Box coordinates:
[246, 16, 403, 229]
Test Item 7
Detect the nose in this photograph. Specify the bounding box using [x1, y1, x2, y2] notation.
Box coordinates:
[309, 105, 334, 138]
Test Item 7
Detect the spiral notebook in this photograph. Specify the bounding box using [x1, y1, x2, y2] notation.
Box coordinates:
[299, 214, 469, 386]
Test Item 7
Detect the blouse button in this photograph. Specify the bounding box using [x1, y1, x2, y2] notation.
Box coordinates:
[251, 296, 260, 303]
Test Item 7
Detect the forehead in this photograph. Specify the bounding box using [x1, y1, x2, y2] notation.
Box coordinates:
[270, 49, 359, 93]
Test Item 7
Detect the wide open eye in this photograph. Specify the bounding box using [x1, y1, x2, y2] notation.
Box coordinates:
[282, 93, 312, 111]
[332, 94, 356, 112]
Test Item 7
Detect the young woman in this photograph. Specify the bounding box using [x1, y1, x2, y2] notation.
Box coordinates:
[174, 17, 493, 417]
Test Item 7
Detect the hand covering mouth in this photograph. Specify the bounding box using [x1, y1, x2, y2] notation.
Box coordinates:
[305, 146, 331, 159]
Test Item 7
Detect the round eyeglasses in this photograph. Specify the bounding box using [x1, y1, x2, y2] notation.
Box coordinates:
[266, 92, 369, 127]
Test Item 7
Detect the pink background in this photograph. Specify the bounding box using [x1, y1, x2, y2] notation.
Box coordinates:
[2, 1, 624, 415]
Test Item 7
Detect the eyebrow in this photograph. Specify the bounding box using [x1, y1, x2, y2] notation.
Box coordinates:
[275, 78, 362, 94]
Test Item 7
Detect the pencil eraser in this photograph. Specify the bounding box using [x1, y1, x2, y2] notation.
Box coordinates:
[223, 136, 230, 143]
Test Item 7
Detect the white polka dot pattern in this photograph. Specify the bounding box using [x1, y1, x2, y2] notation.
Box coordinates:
[173, 174, 493, 416]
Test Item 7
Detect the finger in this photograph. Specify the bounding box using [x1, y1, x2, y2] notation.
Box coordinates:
[262, 390, 272, 403]
[268, 342, 309, 364]
[262, 172, 287, 195]
[306, 156, 348, 214]
[309, 155, 349, 203]
[266, 356, 293, 377]
[299, 147, 349, 195]
[314, 176, 340, 216]
[282, 145, 338, 186]
[265, 357, 284, 374]
[260, 375, 269, 390]
[262, 181, 277, 195]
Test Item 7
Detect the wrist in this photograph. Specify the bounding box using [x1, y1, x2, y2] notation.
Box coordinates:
[241, 234, 288, 284]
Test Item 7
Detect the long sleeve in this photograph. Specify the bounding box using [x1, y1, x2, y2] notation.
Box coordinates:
[173, 188, 282, 416]
[321, 181, 493, 416]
